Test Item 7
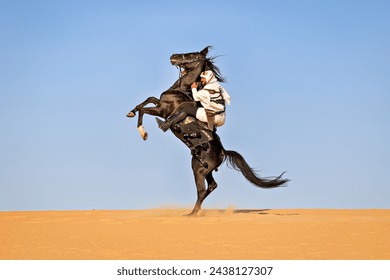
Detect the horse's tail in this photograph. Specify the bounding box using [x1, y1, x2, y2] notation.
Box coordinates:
[223, 150, 289, 188]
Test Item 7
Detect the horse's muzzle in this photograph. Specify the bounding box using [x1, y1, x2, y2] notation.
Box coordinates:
[170, 58, 178, 66]
[170, 54, 181, 66]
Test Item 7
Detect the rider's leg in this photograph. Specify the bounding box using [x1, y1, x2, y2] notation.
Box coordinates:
[156, 106, 199, 132]
[157, 111, 187, 132]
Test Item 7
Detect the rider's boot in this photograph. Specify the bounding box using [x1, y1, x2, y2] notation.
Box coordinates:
[156, 112, 187, 132]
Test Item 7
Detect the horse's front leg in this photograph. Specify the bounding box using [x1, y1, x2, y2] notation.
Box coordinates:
[126, 97, 160, 118]
[136, 106, 163, 140]
[127, 97, 161, 140]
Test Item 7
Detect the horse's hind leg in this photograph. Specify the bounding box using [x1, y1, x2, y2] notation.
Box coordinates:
[188, 160, 218, 216]
[127, 97, 160, 118]
[205, 172, 218, 196]
[188, 160, 208, 216]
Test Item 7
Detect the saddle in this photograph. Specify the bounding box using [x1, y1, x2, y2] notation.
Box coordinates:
[170, 116, 219, 168]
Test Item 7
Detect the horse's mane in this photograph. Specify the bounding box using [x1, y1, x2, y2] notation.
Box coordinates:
[205, 56, 225, 83]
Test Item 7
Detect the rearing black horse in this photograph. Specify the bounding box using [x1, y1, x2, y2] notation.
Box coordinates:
[127, 46, 288, 215]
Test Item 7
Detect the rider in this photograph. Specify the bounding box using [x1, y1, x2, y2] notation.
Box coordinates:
[156, 70, 231, 131]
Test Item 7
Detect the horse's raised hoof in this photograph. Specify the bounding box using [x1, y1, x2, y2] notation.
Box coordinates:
[208, 181, 218, 193]
[138, 125, 148, 141]
[126, 111, 135, 118]
[142, 132, 148, 141]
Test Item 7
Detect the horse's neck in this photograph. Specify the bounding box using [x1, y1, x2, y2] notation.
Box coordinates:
[170, 61, 205, 91]
[170, 79, 185, 91]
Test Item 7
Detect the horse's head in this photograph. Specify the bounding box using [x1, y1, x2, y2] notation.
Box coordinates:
[170, 46, 210, 70]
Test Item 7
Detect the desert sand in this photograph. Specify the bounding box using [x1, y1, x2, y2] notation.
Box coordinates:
[1, 209, 389, 260]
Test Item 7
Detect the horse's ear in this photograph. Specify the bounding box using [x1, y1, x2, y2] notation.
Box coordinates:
[200, 46, 212, 56]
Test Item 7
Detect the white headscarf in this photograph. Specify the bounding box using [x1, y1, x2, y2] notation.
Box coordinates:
[200, 71, 214, 83]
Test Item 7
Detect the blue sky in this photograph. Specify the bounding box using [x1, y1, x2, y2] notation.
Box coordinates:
[1, 0, 389, 211]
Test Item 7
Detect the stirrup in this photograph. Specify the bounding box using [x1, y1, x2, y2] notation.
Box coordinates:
[155, 117, 169, 132]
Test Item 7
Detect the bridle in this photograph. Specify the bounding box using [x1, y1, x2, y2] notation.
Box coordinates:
[175, 53, 202, 66]
[173, 53, 204, 76]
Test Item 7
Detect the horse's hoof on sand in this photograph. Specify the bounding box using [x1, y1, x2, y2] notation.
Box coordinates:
[127, 112, 135, 118]
[184, 211, 198, 217]
[184, 213, 195, 217]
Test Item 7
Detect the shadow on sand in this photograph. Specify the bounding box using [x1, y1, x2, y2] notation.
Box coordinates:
[198, 209, 300, 217]
[228, 209, 299, 216]
[233, 209, 271, 215]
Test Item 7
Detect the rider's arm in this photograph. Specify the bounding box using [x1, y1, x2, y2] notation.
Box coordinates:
[191, 87, 211, 108]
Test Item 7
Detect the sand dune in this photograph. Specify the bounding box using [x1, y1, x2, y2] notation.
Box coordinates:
[1, 209, 389, 260]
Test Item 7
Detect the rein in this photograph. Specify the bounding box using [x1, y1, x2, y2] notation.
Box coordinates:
[175, 59, 203, 75]
[174, 55, 204, 98]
